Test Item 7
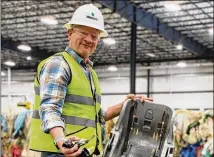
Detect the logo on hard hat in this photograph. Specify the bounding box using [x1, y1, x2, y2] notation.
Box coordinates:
[86, 12, 97, 21]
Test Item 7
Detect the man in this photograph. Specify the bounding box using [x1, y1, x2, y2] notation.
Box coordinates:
[29, 4, 152, 157]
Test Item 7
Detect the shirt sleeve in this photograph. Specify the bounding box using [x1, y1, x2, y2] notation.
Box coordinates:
[39, 56, 71, 133]
[100, 107, 107, 118]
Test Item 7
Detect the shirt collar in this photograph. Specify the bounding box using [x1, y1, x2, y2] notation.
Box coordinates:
[65, 47, 93, 67]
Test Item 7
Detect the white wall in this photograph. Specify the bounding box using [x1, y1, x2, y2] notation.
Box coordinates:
[98, 65, 213, 110]
[150, 68, 213, 92]
[99, 77, 148, 93]
[1, 64, 213, 113]
[1, 82, 34, 113]
[151, 93, 213, 110]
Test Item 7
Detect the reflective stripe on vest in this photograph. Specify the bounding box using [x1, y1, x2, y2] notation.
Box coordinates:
[32, 110, 96, 128]
[34, 86, 101, 105]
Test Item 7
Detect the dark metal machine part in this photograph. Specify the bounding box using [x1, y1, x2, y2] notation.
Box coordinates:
[103, 99, 173, 157]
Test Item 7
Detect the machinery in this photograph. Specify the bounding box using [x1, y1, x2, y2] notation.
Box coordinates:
[103, 99, 173, 157]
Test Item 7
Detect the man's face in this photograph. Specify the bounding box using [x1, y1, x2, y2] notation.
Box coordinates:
[68, 25, 100, 59]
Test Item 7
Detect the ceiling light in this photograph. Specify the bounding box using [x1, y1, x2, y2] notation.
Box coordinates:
[146, 53, 156, 57]
[103, 38, 116, 45]
[17, 44, 31, 51]
[108, 65, 118, 71]
[1, 72, 5, 76]
[26, 56, 32, 60]
[176, 44, 183, 50]
[176, 61, 186, 68]
[164, 1, 181, 12]
[4, 60, 16, 67]
[208, 28, 213, 35]
[40, 15, 58, 25]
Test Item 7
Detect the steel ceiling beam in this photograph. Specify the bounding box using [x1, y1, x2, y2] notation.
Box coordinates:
[98, 0, 213, 57]
[1, 36, 53, 61]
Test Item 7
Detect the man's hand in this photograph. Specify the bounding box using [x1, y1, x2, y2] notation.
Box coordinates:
[124, 94, 153, 103]
[105, 94, 153, 121]
[58, 136, 83, 157]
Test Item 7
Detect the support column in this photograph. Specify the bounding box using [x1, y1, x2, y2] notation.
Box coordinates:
[130, 6, 136, 94]
[8, 67, 11, 108]
[147, 63, 150, 97]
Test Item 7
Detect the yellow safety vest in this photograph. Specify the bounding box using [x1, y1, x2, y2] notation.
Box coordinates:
[29, 51, 103, 155]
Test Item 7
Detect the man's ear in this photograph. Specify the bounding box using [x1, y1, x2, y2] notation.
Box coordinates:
[67, 30, 72, 40]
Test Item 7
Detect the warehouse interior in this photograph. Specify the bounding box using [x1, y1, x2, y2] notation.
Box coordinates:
[1, 1, 213, 157]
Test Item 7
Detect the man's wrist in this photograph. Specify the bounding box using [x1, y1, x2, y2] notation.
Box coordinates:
[57, 141, 65, 150]
[121, 100, 126, 106]
[53, 136, 66, 149]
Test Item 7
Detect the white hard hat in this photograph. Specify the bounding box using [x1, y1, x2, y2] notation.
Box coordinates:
[64, 4, 108, 37]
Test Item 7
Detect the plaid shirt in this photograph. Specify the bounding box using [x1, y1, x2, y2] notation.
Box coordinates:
[39, 47, 106, 133]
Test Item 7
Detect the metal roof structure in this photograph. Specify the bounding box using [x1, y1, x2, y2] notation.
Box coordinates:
[1, 0, 213, 70]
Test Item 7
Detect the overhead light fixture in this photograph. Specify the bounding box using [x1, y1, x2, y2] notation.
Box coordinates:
[176, 44, 183, 50]
[4, 60, 16, 67]
[26, 56, 32, 60]
[40, 15, 58, 25]
[108, 65, 118, 71]
[1, 72, 5, 76]
[176, 61, 186, 68]
[103, 38, 116, 45]
[164, 1, 181, 12]
[146, 53, 156, 57]
[208, 28, 213, 35]
[18, 44, 31, 51]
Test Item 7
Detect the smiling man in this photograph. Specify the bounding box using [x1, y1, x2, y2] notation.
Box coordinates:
[68, 25, 100, 60]
[29, 4, 152, 157]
